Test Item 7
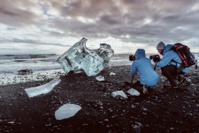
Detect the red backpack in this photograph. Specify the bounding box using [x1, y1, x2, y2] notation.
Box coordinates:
[172, 43, 196, 68]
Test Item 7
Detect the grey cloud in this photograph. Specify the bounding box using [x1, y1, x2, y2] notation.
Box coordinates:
[48, 18, 107, 38]
[191, 43, 199, 48]
[59, 0, 116, 18]
[6, 27, 16, 31]
[0, 38, 65, 47]
[99, 15, 121, 25]
[0, 0, 41, 27]
[0, 8, 17, 16]
[50, 1, 189, 36]
[48, 31, 66, 37]
[1, 0, 199, 52]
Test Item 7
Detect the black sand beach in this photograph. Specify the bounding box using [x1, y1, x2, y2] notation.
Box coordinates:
[0, 65, 199, 133]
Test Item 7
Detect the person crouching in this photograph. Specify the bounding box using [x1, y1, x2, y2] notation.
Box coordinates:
[130, 49, 159, 94]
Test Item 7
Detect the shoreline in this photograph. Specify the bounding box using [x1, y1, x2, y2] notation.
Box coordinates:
[0, 64, 132, 86]
[0, 69, 65, 86]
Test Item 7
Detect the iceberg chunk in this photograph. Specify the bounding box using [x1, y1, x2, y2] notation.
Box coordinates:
[127, 88, 140, 96]
[25, 77, 61, 98]
[56, 38, 114, 76]
[111, 91, 128, 99]
[55, 104, 82, 120]
[96, 75, 105, 81]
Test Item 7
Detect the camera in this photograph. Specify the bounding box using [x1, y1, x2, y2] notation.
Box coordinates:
[129, 55, 135, 61]
[150, 54, 160, 62]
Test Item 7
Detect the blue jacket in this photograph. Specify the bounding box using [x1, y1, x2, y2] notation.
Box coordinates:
[156, 44, 188, 73]
[130, 49, 159, 87]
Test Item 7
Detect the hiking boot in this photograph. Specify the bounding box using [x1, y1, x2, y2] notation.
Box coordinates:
[177, 75, 185, 82]
[178, 77, 186, 87]
[170, 80, 178, 88]
[183, 80, 191, 86]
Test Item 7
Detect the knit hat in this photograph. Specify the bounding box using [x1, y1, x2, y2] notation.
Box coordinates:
[156, 41, 165, 50]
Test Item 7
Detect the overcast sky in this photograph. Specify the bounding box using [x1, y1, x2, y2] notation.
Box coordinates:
[0, 0, 199, 55]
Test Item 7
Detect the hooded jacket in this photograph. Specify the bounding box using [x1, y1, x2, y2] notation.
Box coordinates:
[130, 49, 159, 87]
[156, 44, 188, 73]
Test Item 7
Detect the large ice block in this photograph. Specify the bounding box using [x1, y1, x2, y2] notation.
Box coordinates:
[56, 38, 114, 76]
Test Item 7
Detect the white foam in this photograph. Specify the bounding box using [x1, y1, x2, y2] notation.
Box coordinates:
[0, 69, 64, 86]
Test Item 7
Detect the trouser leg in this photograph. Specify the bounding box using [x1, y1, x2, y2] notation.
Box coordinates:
[161, 65, 178, 86]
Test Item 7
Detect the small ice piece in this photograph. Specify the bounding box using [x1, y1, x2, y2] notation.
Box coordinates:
[25, 77, 61, 98]
[133, 125, 141, 133]
[7, 121, 15, 124]
[135, 121, 143, 127]
[96, 75, 105, 81]
[127, 88, 140, 96]
[109, 72, 116, 76]
[111, 91, 128, 99]
[55, 104, 82, 120]
[131, 104, 136, 109]
[56, 38, 114, 76]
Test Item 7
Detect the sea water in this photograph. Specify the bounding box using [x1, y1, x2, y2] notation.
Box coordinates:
[0, 53, 198, 85]
[0, 54, 133, 74]
[0, 54, 131, 85]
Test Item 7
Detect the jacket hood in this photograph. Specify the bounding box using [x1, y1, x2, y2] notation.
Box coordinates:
[162, 44, 173, 55]
[135, 49, 146, 59]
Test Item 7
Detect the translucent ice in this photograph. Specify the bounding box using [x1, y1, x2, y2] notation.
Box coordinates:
[55, 104, 82, 120]
[111, 91, 128, 99]
[25, 77, 61, 98]
[56, 38, 114, 76]
[109, 72, 116, 76]
[127, 88, 140, 96]
[96, 75, 105, 81]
